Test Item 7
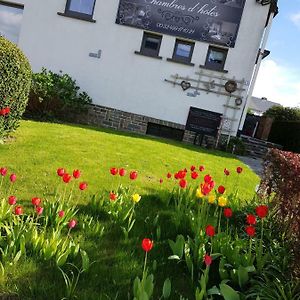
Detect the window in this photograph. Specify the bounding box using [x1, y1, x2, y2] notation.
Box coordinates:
[168, 39, 194, 65]
[58, 0, 96, 22]
[135, 32, 162, 58]
[204, 46, 228, 72]
[66, 0, 95, 16]
[0, 2, 23, 44]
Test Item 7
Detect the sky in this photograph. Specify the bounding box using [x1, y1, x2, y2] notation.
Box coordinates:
[253, 0, 300, 107]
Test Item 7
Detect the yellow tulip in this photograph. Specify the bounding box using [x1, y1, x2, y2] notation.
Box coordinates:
[196, 188, 204, 198]
[218, 196, 228, 207]
[208, 195, 216, 204]
[132, 193, 141, 203]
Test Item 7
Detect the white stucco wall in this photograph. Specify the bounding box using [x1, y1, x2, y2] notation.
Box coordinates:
[8, 0, 271, 135]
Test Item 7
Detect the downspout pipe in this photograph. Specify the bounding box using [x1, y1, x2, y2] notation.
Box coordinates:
[238, 9, 275, 131]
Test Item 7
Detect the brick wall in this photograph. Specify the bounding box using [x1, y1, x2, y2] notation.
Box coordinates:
[68, 103, 217, 147]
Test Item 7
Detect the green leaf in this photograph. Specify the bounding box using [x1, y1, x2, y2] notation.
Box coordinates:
[13, 250, 22, 265]
[168, 235, 185, 259]
[162, 278, 171, 298]
[80, 250, 90, 272]
[168, 255, 181, 260]
[207, 286, 221, 296]
[56, 251, 69, 267]
[220, 283, 240, 300]
[238, 266, 249, 288]
[133, 277, 140, 296]
[144, 274, 154, 298]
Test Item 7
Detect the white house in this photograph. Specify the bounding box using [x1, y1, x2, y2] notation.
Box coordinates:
[0, 0, 278, 144]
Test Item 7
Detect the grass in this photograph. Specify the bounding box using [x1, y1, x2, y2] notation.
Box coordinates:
[0, 120, 259, 201]
[0, 120, 260, 299]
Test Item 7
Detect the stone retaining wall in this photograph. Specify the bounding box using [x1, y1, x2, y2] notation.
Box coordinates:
[68, 103, 217, 146]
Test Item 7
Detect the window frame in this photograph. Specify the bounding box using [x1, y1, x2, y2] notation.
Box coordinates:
[135, 32, 163, 59]
[0, 1, 24, 43]
[203, 45, 228, 72]
[171, 39, 195, 64]
[58, 0, 97, 22]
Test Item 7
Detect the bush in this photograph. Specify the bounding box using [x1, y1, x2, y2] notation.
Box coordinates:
[258, 149, 300, 276]
[0, 37, 32, 139]
[264, 106, 300, 121]
[269, 121, 300, 153]
[27, 68, 92, 119]
[227, 137, 246, 155]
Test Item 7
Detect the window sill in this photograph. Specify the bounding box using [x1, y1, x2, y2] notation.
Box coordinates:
[199, 65, 228, 73]
[57, 12, 96, 23]
[167, 58, 194, 66]
[134, 51, 162, 60]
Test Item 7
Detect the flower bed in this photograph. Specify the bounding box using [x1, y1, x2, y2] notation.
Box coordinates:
[0, 162, 298, 299]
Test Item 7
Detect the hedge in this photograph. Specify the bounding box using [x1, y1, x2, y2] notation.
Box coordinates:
[0, 37, 32, 138]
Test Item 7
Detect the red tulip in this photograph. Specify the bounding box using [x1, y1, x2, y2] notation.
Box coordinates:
[36, 206, 43, 215]
[190, 165, 196, 171]
[109, 192, 117, 201]
[58, 210, 65, 218]
[57, 168, 65, 177]
[224, 168, 230, 176]
[217, 185, 226, 194]
[237, 167, 243, 174]
[142, 238, 153, 252]
[119, 168, 126, 176]
[174, 172, 179, 180]
[110, 167, 118, 176]
[0, 167, 7, 176]
[224, 208, 233, 218]
[14, 205, 23, 215]
[179, 179, 187, 188]
[246, 214, 256, 225]
[204, 174, 212, 183]
[31, 197, 41, 206]
[62, 173, 72, 183]
[178, 170, 187, 179]
[79, 182, 88, 191]
[204, 254, 212, 266]
[68, 219, 77, 229]
[130, 171, 138, 180]
[191, 171, 198, 180]
[159, 178, 163, 184]
[73, 169, 81, 179]
[245, 225, 256, 237]
[8, 195, 16, 205]
[5, 107, 10, 115]
[205, 225, 215, 237]
[256, 205, 268, 218]
[199, 166, 205, 172]
[167, 172, 172, 179]
[10, 173, 16, 183]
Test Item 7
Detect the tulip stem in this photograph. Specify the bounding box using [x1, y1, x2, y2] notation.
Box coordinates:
[142, 252, 148, 283]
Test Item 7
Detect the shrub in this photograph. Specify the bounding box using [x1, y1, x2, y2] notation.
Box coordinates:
[264, 106, 300, 122]
[227, 137, 246, 155]
[27, 68, 92, 119]
[258, 149, 300, 276]
[0, 37, 32, 139]
[269, 121, 300, 153]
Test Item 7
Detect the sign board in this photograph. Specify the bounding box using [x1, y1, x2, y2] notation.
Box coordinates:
[186, 107, 222, 137]
[116, 0, 246, 47]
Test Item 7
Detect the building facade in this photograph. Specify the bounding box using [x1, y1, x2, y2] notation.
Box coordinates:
[0, 0, 278, 143]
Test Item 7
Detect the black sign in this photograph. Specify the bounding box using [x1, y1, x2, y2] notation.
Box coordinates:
[186, 107, 222, 136]
[116, 0, 246, 47]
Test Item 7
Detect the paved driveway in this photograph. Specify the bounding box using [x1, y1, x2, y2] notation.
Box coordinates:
[237, 156, 264, 177]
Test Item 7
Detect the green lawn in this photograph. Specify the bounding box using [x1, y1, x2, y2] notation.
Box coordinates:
[0, 120, 260, 299]
[0, 120, 259, 201]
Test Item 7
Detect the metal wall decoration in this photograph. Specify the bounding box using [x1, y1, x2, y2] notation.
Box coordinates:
[164, 69, 249, 140]
[116, 0, 246, 47]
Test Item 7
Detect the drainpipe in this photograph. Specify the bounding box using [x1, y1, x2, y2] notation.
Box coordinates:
[238, 9, 275, 131]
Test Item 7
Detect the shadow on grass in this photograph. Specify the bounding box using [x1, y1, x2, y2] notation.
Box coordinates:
[22, 118, 237, 161]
